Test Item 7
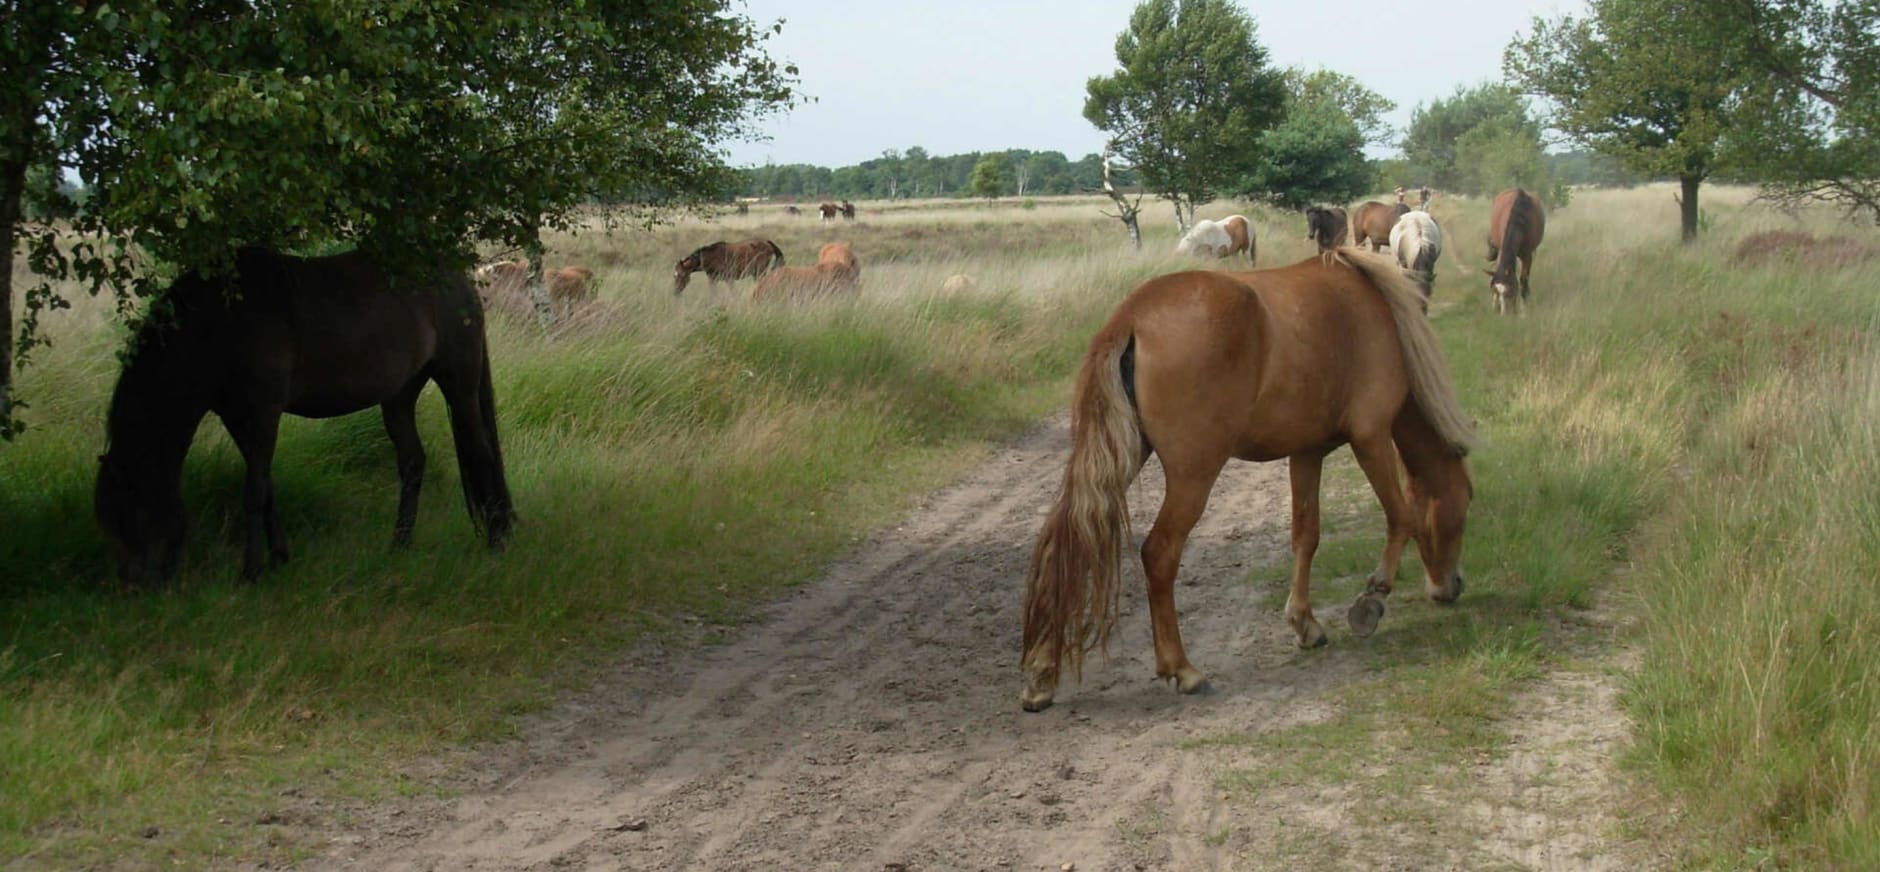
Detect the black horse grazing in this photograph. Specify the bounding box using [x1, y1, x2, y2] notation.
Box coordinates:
[95, 247, 515, 588]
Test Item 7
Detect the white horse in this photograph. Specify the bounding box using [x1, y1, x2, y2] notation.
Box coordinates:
[1389, 210, 1443, 299]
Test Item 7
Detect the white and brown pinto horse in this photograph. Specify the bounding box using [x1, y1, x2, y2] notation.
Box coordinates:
[1174, 215, 1254, 264]
[1019, 249, 1477, 711]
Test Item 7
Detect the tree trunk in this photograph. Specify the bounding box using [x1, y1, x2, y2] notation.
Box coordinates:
[523, 234, 554, 329]
[0, 142, 29, 437]
[1679, 174, 1701, 243]
[1099, 147, 1144, 250]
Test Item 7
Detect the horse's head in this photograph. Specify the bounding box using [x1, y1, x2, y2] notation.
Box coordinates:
[1408, 453, 1472, 604]
[672, 254, 700, 295]
[95, 451, 188, 589]
[1483, 262, 1517, 305]
[1304, 208, 1336, 248]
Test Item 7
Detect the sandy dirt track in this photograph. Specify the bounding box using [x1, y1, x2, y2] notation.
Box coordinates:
[308, 415, 1646, 872]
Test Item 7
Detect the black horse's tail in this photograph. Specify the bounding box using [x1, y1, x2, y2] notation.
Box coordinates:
[768, 240, 786, 269]
[476, 344, 516, 546]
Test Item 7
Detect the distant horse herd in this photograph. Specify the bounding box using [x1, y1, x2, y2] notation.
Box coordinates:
[93, 185, 1552, 714]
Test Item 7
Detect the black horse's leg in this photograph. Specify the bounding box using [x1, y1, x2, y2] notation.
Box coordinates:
[222, 404, 287, 579]
[381, 377, 429, 548]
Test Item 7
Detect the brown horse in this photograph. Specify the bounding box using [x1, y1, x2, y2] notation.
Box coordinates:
[1304, 206, 1349, 252]
[1019, 249, 1477, 711]
[673, 238, 785, 296]
[1485, 188, 1546, 315]
[818, 202, 840, 221]
[545, 266, 595, 319]
[95, 247, 514, 588]
[475, 261, 594, 321]
[1352, 200, 1410, 251]
[751, 242, 861, 301]
[840, 200, 856, 221]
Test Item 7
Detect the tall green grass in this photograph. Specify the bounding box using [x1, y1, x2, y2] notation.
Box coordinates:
[1434, 187, 1880, 865]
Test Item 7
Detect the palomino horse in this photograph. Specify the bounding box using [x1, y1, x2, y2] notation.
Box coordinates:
[1352, 200, 1410, 251]
[1019, 249, 1477, 711]
[96, 248, 514, 587]
[751, 242, 861, 301]
[1485, 188, 1545, 314]
[1304, 206, 1349, 252]
[673, 238, 785, 295]
[1389, 211, 1444, 299]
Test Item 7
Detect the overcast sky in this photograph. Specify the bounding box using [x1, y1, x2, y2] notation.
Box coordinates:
[725, 0, 1584, 168]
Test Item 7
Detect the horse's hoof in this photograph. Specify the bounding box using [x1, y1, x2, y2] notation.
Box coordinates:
[1430, 573, 1464, 603]
[1296, 620, 1329, 649]
[1021, 671, 1057, 712]
[1348, 595, 1386, 638]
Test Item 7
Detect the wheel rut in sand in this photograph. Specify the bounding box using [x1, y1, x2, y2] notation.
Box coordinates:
[310, 413, 1644, 872]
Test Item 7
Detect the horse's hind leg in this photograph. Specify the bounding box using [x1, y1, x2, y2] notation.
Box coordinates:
[1285, 452, 1330, 648]
[1143, 467, 1219, 693]
[1520, 253, 1534, 302]
[380, 377, 428, 548]
[221, 404, 288, 579]
[1346, 435, 1419, 637]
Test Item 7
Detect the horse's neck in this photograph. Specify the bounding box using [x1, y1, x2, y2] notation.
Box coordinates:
[106, 334, 216, 475]
[1495, 212, 1524, 273]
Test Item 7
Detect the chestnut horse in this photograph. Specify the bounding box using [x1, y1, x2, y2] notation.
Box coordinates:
[673, 238, 785, 295]
[1019, 249, 1477, 711]
[751, 242, 861, 301]
[96, 247, 514, 588]
[1352, 200, 1410, 251]
[1485, 188, 1546, 315]
[1304, 206, 1348, 252]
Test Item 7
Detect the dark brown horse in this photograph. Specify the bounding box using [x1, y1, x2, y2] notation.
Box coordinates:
[1019, 249, 1477, 711]
[1304, 206, 1349, 252]
[673, 238, 785, 296]
[840, 200, 856, 221]
[95, 247, 514, 588]
[818, 202, 840, 221]
[1485, 187, 1546, 315]
[1352, 200, 1410, 251]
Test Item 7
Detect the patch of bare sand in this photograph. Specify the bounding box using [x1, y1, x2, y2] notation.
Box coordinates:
[292, 414, 1659, 872]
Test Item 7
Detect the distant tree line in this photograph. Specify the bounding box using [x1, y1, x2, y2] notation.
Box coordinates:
[738, 148, 1137, 200]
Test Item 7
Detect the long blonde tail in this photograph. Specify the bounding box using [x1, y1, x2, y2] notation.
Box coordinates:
[1338, 248, 1479, 454]
[1021, 330, 1144, 680]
